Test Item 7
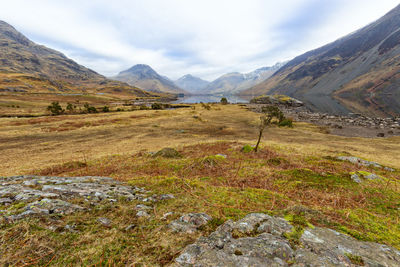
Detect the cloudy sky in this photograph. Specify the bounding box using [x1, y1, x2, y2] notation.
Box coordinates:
[0, 0, 398, 80]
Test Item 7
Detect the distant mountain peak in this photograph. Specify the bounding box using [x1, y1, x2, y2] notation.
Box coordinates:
[121, 64, 155, 74]
[175, 74, 209, 93]
[202, 63, 285, 95]
[114, 64, 185, 94]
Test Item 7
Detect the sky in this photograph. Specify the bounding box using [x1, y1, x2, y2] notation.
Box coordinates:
[0, 0, 399, 81]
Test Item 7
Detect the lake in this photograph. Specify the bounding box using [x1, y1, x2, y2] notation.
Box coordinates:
[173, 95, 248, 104]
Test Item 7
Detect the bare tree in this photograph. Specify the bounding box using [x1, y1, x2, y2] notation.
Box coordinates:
[254, 106, 284, 152]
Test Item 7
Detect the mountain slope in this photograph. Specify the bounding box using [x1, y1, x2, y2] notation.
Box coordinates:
[0, 20, 151, 96]
[204, 63, 285, 95]
[113, 64, 185, 94]
[174, 74, 209, 93]
[244, 5, 400, 116]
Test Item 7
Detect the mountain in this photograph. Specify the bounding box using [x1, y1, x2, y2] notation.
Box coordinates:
[174, 74, 210, 93]
[0, 20, 151, 96]
[244, 5, 400, 116]
[203, 63, 285, 95]
[112, 64, 185, 94]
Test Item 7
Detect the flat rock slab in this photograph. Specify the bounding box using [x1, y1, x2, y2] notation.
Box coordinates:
[337, 156, 395, 171]
[0, 175, 147, 221]
[174, 213, 400, 267]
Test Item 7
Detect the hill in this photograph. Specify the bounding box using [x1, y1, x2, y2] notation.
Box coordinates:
[112, 64, 186, 94]
[0, 20, 152, 97]
[244, 5, 400, 116]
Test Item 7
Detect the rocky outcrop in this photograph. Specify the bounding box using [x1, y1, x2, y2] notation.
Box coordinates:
[250, 95, 304, 107]
[175, 213, 400, 266]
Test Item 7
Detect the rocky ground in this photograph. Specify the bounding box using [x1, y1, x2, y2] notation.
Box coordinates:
[0, 175, 173, 223]
[248, 103, 400, 138]
[1, 172, 399, 266]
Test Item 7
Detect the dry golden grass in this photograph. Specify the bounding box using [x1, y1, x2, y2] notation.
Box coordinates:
[1, 104, 399, 265]
[1, 104, 399, 176]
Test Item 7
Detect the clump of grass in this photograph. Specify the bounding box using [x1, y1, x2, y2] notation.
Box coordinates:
[241, 144, 254, 153]
[345, 253, 364, 265]
[35, 160, 87, 176]
[199, 155, 226, 167]
[283, 213, 313, 248]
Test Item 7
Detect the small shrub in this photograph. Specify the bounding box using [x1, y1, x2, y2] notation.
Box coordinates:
[279, 118, 293, 127]
[220, 97, 228, 105]
[84, 103, 98, 113]
[151, 103, 163, 110]
[241, 145, 254, 153]
[47, 101, 64, 115]
[102, 106, 110, 112]
[66, 103, 76, 113]
[201, 102, 211, 110]
[140, 105, 149, 110]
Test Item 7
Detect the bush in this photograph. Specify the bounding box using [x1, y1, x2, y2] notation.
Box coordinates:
[279, 118, 293, 127]
[220, 97, 228, 105]
[201, 102, 211, 110]
[102, 106, 110, 112]
[241, 145, 254, 153]
[84, 103, 98, 113]
[47, 101, 64, 115]
[151, 103, 163, 110]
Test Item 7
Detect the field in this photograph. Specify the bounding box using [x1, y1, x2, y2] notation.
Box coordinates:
[1, 104, 400, 265]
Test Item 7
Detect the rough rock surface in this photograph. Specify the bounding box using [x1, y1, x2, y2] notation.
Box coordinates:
[337, 156, 395, 171]
[169, 213, 212, 234]
[350, 171, 382, 183]
[174, 213, 400, 267]
[0, 175, 149, 221]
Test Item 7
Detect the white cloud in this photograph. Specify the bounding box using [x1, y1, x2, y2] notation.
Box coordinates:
[0, 0, 398, 80]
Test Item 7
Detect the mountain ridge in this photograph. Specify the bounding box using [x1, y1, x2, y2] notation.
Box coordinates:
[0, 20, 152, 97]
[243, 4, 400, 116]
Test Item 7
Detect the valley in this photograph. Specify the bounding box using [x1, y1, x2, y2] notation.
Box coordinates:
[1, 2, 400, 266]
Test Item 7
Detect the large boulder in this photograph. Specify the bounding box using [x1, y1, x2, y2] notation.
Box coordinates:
[174, 213, 400, 267]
